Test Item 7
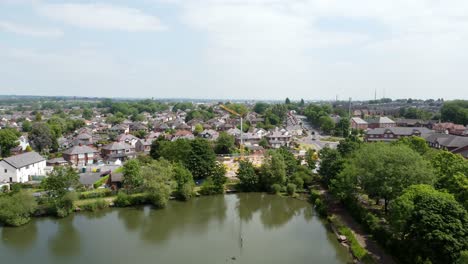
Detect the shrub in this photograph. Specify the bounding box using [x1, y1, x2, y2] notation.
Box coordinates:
[309, 190, 321, 203]
[0, 191, 38, 226]
[79, 189, 113, 200]
[54, 192, 78, 218]
[314, 198, 328, 217]
[270, 184, 282, 194]
[81, 199, 109, 212]
[114, 191, 132, 207]
[287, 183, 297, 196]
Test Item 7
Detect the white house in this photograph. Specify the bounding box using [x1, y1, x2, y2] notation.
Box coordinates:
[0, 152, 46, 183]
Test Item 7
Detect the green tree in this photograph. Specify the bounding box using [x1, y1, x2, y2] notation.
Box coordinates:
[142, 159, 174, 208]
[42, 167, 80, 217]
[22, 120, 32, 132]
[194, 124, 203, 135]
[259, 138, 269, 148]
[318, 147, 344, 185]
[82, 108, 93, 120]
[214, 132, 235, 154]
[285, 97, 291, 104]
[253, 102, 269, 114]
[390, 185, 468, 264]
[122, 159, 143, 192]
[173, 163, 195, 201]
[0, 191, 37, 226]
[441, 100, 468, 125]
[237, 160, 259, 192]
[29, 123, 55, 152]
[159, 139, 193, 164]
[396, 136, 429, 155]
[185, 138, 216, 179]
[337, 143, 435, 212]
[0, 128, 20, 157]
[334, 118, 350, 137]
[259, 150, 287, 192]
[200, 163, 226, 195]
[305, 149, 317, 170]
[35, 112, 42, 121]
[319, 115, 335, 134]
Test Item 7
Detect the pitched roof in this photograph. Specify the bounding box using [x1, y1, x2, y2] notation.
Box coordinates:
[62, 145, 98, 155]
[351, 117, 367, 125]
[367, 127, 433, 136]
[102, 142, 132, 150]
[2, 152, 45, 169]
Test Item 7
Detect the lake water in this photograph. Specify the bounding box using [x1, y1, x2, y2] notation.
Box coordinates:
[0, 193, 351, 264]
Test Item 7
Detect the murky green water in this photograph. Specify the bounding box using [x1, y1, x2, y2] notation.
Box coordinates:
[0, 193, 351, 264]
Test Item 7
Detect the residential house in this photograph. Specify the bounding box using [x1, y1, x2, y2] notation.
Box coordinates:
[62, 145, 99, 166]
[136, 139, 153, 153]
[432, 122, 467, 136]
[365, 127, 433, 142]
[101, 142, 136, 163]
[350, 117, 368, 130]
[116, 134, 139, 147]
[366, 116, 396, 129]
[425, 133, 468, 158]
[109, 124, 129, 135]
[0, 152, 46, 183]
[395, 119, 435, 128]
[71, 132, 94, 146]
[266, 128, 292, 148]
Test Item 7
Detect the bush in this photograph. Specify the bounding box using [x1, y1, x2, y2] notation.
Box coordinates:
[54, 192, 78, 218]
[287, 183, 296, 196]
[81, 199, 109, 212]
[114, 191, 132, 207]
[309, 190, 321, 203]
[114, 192, 148, 207]
[79, 189, 113, 200]
[314, 198, 328, 217]
[270, 184, 282, 194]
[291, 176, 304, 190]
[0, 191, 38, 226]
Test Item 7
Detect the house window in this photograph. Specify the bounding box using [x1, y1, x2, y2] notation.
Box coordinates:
[26, 165, 30, 169]
[4, 169, 7, 173]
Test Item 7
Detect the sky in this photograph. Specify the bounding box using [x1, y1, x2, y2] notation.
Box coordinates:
[1, 0, 467, 101]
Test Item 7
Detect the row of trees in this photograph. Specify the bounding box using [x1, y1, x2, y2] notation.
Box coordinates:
[319, 136, 468, 263]
[236, 148, 315, 195]
[441, 100, 468, 125]
[304, 104, 350, 136]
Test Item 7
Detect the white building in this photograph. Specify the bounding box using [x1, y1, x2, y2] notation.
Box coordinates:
[0, 152, 46, 183]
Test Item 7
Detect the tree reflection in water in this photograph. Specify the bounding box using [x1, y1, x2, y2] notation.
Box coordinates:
[236, 193, 310, 229]
[1, 221, 38, 251]
[48, 215, 81, 257]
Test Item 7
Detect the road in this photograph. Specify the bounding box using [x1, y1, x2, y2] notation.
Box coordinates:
[294, 115, 339, 150]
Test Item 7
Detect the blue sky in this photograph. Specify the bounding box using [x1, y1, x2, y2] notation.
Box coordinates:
[1, 0, 467, 100]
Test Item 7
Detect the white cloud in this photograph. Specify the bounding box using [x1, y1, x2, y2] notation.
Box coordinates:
[38, 3, 165, 32]
[0, 21, 63, 37]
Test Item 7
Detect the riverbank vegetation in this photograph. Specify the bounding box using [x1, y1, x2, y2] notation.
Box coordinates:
[318, 135, 468, 264]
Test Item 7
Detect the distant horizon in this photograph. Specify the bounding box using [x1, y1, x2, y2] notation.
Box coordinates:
[0, 93, 458, 103]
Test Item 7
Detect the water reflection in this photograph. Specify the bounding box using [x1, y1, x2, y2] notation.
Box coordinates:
[114, 195, 228, 244]
[117, 207, 145, 232]
[1, 221, 38, 251]
[48, 215, 81, 257]
[236, 193, 310, 229]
